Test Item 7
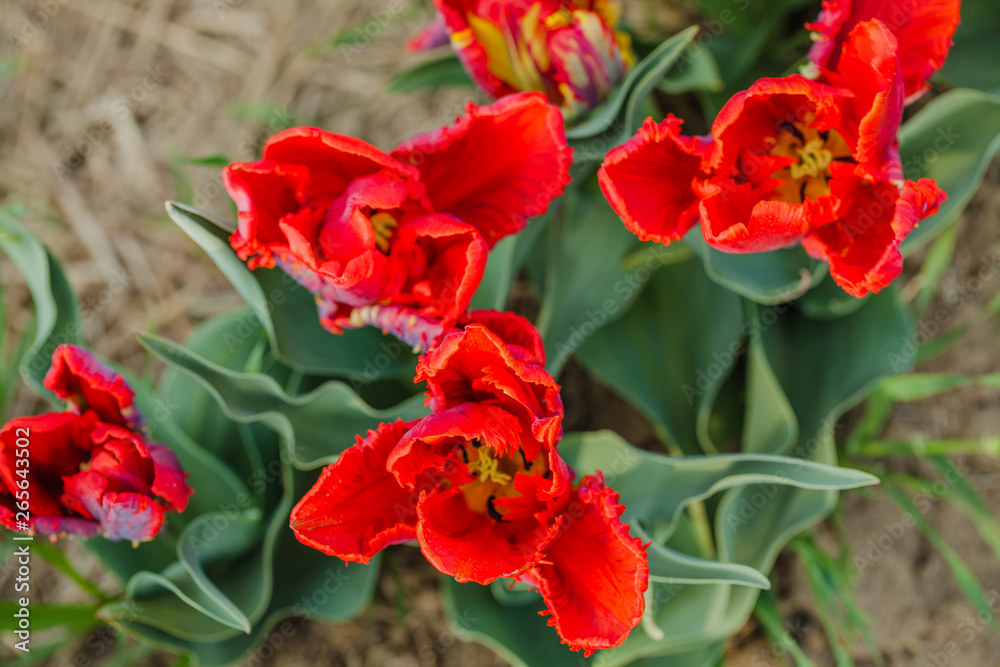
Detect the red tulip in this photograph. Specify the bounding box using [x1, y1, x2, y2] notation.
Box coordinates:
[223, 92, 571, 344]
[290, 324, 648, 654]
[423, 0, 635, 117]
[600, 20, 947, 297]
[0, 346, 192, 542]
[807, 0, 961, 104]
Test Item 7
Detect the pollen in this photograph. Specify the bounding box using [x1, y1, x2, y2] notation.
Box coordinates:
[369, 212, 398, 252]
[468, 447, 513, 485]
[790, 138, 834, 179]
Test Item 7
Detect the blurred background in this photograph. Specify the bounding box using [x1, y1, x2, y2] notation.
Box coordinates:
[1, 0, 999, 665]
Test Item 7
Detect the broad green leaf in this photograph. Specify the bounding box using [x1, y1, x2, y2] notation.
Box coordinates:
[108, 469, 381, 666]
[137, 332, 428, 469]
[741, 339, 797, 454]
[154, 308, 273, 483]
[535, 182, 686, 377]
[938, 0, 1000, 95]
[443, 577, 725, 667]
[165, 201, 418, 379]
[0, 206, 84, 403]
[899, 89, 1000, 254]
[641, 528, 770, 589]
[386, 54, 474, 93]
[710, 288, 911, 653]
[566, 26, 699, 162]
[469, 235, 516, 312]
[685, 231, 823, 306]
[657, 47, 723, 95]
[560, 431, 877, 538]
[796, 273, 868, 320]
[0, 601, 101, 632]
[575, 257, 743, 454]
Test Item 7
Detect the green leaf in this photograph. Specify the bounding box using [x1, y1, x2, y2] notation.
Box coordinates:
[875, 372, 1000, 402]
[899, 89, 1000, 254]
[938, 0, 1000, 95]
[742, 339, 797, 454]
[165, 201, 418, 379]
[386, 54, 474, 93]
[640, 527, 770, 589]
[657, 47, 723, 95]
[108, 469, 381, 666]
[685, 231, 823, 306]
[560, 431, 877, 538]
[137, 332, 428, 469]
[566, 26, 699, 161]
[534, 182, 693, 377]
[795, 273, 868, 320]
[574, 256, 743, 454]
[469, 235, 516, 312]
[443, 577, 725, 667]
[913, 222, 959, 318]
[0, 206, 84, 403]
[0, 601, 101, 632]
[712, 288, 912, 654]
[102, 511, 265, 641]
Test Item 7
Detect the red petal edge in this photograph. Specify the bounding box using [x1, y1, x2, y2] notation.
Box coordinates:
[392, 92, 573, 246]
[290, 419, 421, 563]
[525, 472, 649, 656]
[599, 115, 707, 245]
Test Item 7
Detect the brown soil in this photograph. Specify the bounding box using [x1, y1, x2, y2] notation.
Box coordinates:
[1, 1, 999, 666]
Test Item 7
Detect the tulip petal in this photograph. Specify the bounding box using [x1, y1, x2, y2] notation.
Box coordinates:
[392, 92, 572, 246]
[44, 345, 143, 430]
[0, 413, 96, 519]
[290, 420, 421, 563]
[802, 177, 946, 297]
[807, 0, 961, 103]
[526, 473, 649, 656]
[63, 471, 165, 542]
[416, 484, 559, 584]
[820, 19, 905, 179]
[459, 310, 546, 366]
[599, 115, 707, 245]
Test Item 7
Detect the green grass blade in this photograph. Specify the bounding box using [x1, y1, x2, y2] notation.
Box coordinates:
[912, 222, 958, 317]
[884, 484, 1000, 636]
[755, 588, 820, 667]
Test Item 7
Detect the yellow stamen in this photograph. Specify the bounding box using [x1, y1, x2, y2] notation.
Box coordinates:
[468, 447, 513, 485]
[369, 212, 398, 252]
[790, 138, 834, 180]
